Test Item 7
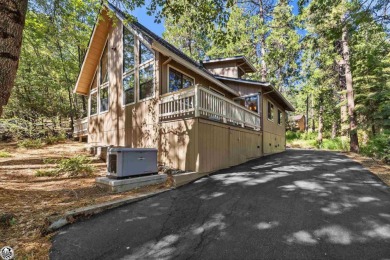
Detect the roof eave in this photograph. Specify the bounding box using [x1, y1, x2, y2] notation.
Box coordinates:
[152, 42, 239, 96]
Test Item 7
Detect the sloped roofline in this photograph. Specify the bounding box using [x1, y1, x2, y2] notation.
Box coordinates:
[202, 56, 257, 73]
[104, 2, 240, 96]
[216, 76, 295, 112]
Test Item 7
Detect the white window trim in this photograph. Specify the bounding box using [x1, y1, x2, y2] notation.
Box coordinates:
[167, 64, 196, 94]
[267, 100, 274, 122]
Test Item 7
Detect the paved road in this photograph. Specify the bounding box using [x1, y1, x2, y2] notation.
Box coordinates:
[50, 149, 390, 260]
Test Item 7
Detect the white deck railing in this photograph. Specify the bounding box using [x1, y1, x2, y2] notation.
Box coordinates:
[160, 86, 261, 130]
[73, 118, 88, 136]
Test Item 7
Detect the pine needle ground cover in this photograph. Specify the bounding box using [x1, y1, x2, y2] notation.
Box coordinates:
[0, 141, 168, 259]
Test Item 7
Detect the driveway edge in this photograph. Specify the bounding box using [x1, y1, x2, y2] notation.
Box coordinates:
[43, 188, 172, 234]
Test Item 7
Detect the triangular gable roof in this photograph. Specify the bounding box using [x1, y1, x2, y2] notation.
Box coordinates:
[74, 8, 111, 95]
[74, 3, 240, 96]
[74, 2, 295, 113]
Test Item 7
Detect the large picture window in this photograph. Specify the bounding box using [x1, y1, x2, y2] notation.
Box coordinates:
[123, 27, 135, 73]
[267, 101, 274, 121]
[139, 64, 154, 100]
[99, 42, 109, 113]
[140, 43, 154, 64]
[169, 67, 194, 92]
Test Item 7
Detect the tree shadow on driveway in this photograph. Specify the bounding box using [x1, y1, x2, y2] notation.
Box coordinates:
[50, 149, 390, 260]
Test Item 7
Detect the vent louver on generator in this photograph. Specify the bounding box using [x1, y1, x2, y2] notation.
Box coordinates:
[107, 147, 158, 179]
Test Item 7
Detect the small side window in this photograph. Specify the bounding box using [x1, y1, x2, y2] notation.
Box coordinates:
[267, 101, 274, 121]
[278, 110, 283, 125]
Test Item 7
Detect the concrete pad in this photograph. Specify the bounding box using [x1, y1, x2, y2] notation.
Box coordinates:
[96, 174, 167, 193]
[172, 171, 210, 187]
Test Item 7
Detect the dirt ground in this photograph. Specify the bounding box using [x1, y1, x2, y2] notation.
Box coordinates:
[0, 141, 169, 259]
[345, 152, 390, 187]
[0, 142, 388, 259]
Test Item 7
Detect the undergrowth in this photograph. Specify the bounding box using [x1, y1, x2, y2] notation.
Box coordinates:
[35, 155, 95, 177]
[0, 150, 12, 158]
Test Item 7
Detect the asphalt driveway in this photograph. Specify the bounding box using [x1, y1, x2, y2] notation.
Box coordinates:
[50, 149, 390, 260]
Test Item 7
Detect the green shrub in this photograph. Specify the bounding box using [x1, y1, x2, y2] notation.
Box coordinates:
[0, 150, 12, 158]
[320, 137, 349, 151]
[300, 132, 317, 140]
[286, 130, 301, 141]
[360, 132, 390, 163]
[17, 139, 43, 149]
[57, 155, 95, 177]
[35, 155, 95, 177]
[35, 169, 59, 177]
[44, 134, 66, 145]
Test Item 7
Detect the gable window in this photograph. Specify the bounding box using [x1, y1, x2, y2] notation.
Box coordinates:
[90, 72, 98, 116]
[123, 27, 135, 73]
[169, 67, 194, 92]
[140, 43, 154, 64]
[100, 44, 109, 84]
[138, 41, 154, 100]
[278, 110, 283, 125]
[123, 27, 135, 105]
[99, 43, 109, 113]
[139, 63, 154, 100]
[267, 101, 274, 121]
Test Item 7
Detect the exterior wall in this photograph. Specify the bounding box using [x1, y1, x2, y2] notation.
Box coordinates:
[262, 94, 286, 154]
[222, 81, 261, 97]
[203, 60, 239, 78]
[84, 11, 289, 173]
[160, 57, 235, 99]
[88, 18, 160, 150]
[159, 118, 263, 173]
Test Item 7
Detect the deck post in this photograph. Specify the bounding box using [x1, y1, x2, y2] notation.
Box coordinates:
[194, 85, 200, 117]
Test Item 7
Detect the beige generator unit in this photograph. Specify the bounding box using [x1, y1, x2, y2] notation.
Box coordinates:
[107, 147, 158, 179]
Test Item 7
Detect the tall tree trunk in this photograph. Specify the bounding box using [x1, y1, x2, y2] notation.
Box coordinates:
[332, 121, 337, 139]
[311, 93, 315, 132]
[340, 93, 349, 136]
[259, 0, 267, 81]
[260, 38, 267, 81]
[0, 0, 28, 116]
[317, 95, 324, 145]
[342, 25, 359, 152]
[305, 94, 309, 132]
